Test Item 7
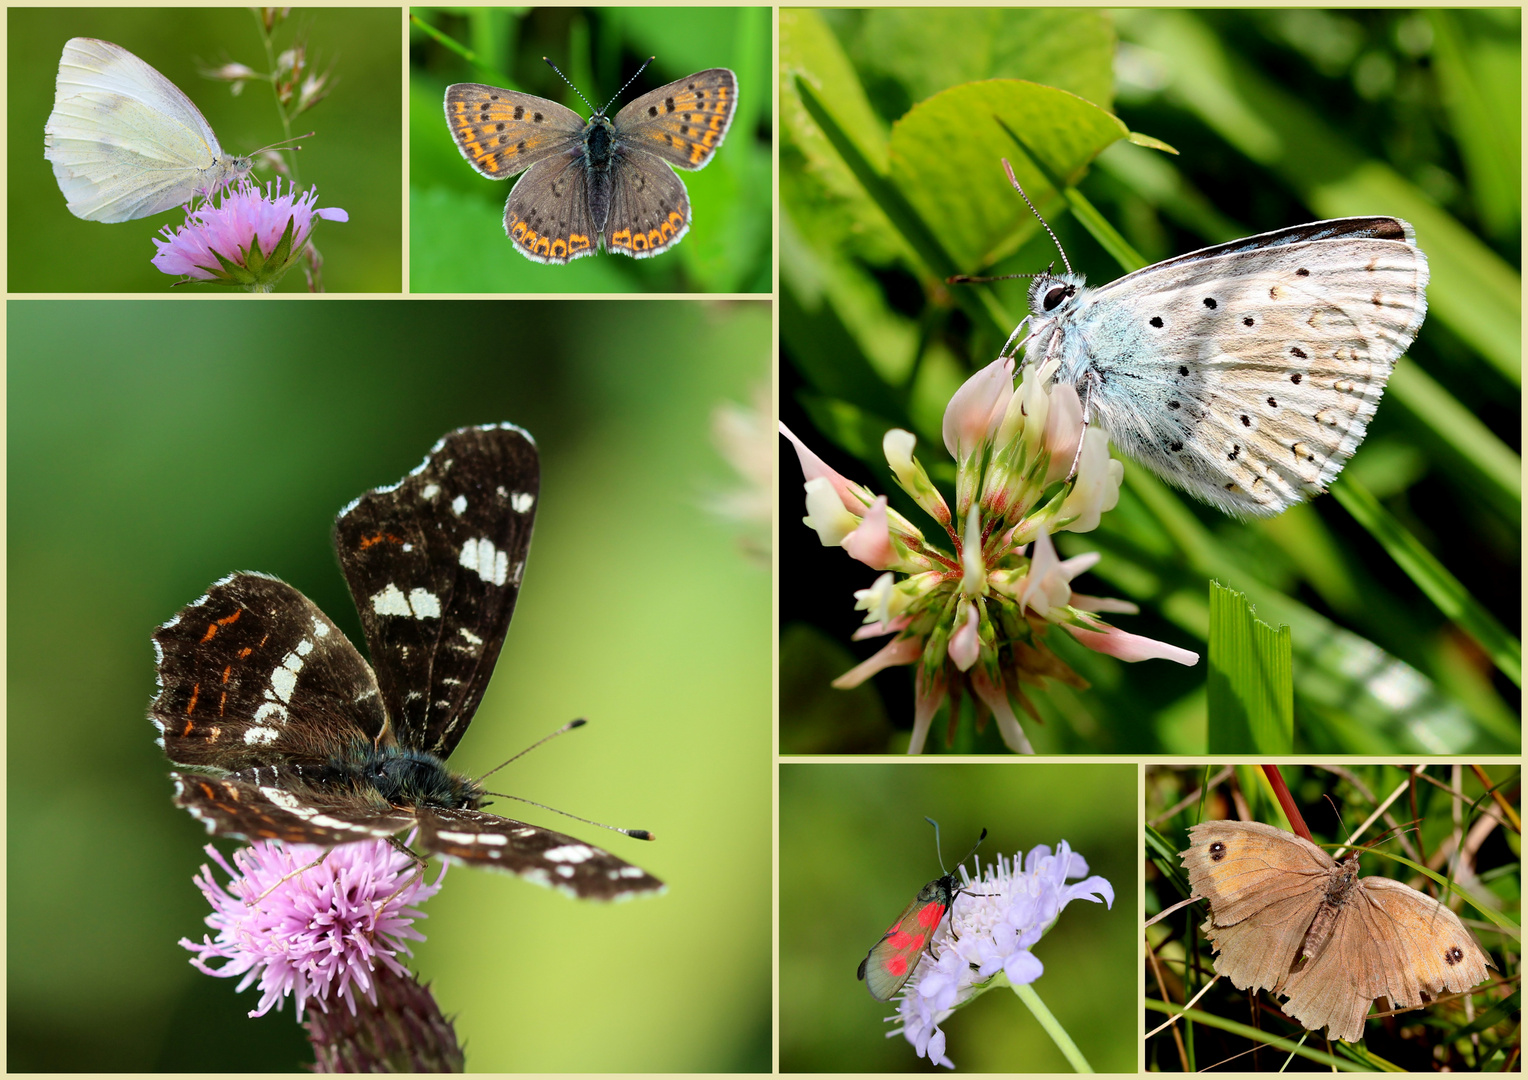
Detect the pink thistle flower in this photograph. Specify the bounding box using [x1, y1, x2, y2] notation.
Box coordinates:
[152, 178, 347, 291]
[180, 839, 442, 1020]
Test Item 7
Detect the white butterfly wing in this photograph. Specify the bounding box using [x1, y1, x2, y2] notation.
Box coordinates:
[1061, 219, 1428, 517]
[44, 38, 246, 222]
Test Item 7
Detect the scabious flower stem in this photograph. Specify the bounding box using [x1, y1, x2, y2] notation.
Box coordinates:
[1013, 981, 1093, 1073]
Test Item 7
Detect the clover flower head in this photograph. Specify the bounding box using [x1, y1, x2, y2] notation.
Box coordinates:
[782, 358, 1199, 754]
[890, 839, 1114, 1068]
[151, 177, 347, 291]
[179, 838, 442, 1019]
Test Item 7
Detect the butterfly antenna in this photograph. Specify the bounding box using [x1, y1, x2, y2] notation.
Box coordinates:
[1001, 157, 1073, 276]
[250, 131, 315, 156]
[601, 55, 655, 115]
[475, 718, 586, 784]
[479, 788, 655, 841]
[542, 57, 598, 115]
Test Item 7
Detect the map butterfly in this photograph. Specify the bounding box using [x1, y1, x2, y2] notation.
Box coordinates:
[150, 424, 663, 901]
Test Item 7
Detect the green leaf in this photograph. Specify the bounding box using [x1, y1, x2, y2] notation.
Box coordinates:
[1207, 582, 1293, 753]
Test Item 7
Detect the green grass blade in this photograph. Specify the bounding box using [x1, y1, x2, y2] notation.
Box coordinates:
[1331, 478, 1521, 687]
[1207, 582, 1294, 753]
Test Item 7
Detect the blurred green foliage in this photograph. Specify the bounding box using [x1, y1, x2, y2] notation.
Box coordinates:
[7, 299, 771, 1071]
[1145, 763, 1521, 1070]
[780, 762, 1137, 1072]
[410, 7, 772, 293]
[780, 8, 1520, 754]
[9, 8, 402, 292]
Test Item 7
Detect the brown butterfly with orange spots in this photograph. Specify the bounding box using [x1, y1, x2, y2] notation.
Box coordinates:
[858, 821, 988, 1001]
[444, 58, 736, 264]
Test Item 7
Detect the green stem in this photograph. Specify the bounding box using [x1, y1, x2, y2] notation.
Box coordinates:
[1013, 982, 1093, 1072]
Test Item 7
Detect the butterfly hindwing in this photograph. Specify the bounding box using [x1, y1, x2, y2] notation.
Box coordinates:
[333, 424, 539, 759]
[604, 149, 690, 258]
[503, 155, 600, 263]
[416, 807, 665, 900]
[151, 572, 387, 771]
[171, 771, 415, 846]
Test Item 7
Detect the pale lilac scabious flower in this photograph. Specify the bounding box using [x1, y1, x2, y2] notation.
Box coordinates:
[180, 839, 442, 1019]
[890, 840, 1113, 1069]
[151, 178, 347, 290]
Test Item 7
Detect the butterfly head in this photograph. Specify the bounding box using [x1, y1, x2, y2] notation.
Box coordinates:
[349, 743, 484, 811]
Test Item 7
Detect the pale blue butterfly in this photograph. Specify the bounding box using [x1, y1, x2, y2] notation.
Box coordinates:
[981, 160, 1429, 518]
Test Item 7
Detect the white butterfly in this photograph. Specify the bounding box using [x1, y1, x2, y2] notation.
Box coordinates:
[993, 164, 1429, 518]
[44, 37, 252, 223]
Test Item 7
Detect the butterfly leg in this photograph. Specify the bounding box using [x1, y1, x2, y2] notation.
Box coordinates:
[1065, 369, 1098, 482]
[1000, 315, 1032, 360]
[244, 848, 331, 906]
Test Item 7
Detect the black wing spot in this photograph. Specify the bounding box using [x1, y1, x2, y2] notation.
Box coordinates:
[1203, 297, 1217, 309]
[1150, 316, 1164, 328]
[1209, 841, 1227, 861]
[1243, 316, 1254, 326]
[1291, 372, 1303, 383]
[1296, 268, 1310, 277]
[1178, 365, 1189, 377]
[1170, 440, 1182, 452]
[1167, 400, 1180, 410]
[1267, 397, 1278, 408]
[1241, 415, 1252, 427]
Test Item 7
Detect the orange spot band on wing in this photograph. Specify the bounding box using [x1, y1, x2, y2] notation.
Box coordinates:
[185, 683, 200, 715]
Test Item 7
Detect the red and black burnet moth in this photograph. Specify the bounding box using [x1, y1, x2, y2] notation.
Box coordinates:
[857, 818, 987, 1001]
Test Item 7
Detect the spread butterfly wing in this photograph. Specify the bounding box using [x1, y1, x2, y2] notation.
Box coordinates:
[502, 155, 600, 263]
[151, 572, 388, 771]
[1074, 217, 1428, 517]
[45, 37, 243, 222]
[1181, 821, 1332, 994]
[171, 772, 416, 846]
[443, 83, 585, 180]
[334, 424, 539, 759]
[613, 69, 737, 172]
[604, 150, 690, 258]
[416, 807, 665, 901]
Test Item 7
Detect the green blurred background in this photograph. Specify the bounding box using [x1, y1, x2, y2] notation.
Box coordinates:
[780, 762, 1136, 1072]
[410, 7, 772, 293]
[7, 299, 771, 1071]
[9, 7, 402, 293]
[780, 9, 1520, 755]
[1145, 764, 1520, 1070]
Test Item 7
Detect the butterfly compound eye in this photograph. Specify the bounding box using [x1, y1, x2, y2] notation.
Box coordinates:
[1042, 285, 1073, 311]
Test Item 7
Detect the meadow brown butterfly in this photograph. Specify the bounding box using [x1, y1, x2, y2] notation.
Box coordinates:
[1180, 819, 1492, 1043]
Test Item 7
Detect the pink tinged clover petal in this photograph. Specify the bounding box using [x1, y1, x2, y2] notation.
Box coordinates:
[831, 634, 922, 689]
[851, 614, 911, 640]
[908, 667, 945, 754]
[802, 477, 860, 545]
[779, 422, 868, 516]
[1058, 428, 1122, 534]
[941, 355, 1014, 458]
[1066, 620, 1201, 666]
[970, 669, 1035, 754]
[842, 496, 897, 569]
[948, 600, 980, 672]
[1040, 380, 1084, 485]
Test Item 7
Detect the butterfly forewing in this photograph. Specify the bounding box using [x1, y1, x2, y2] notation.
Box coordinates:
[858, 873, 956, 1001]
[614, 68, 738, 172]
[334, 424, 538, 759]
[443, 84, 585, 180]
[151, 572, 387, 770]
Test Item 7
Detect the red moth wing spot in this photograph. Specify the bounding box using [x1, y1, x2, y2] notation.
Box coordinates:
[916, 901, 948, 930]
[884, 954, 910, 977]
[887, 929, 924, 951]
